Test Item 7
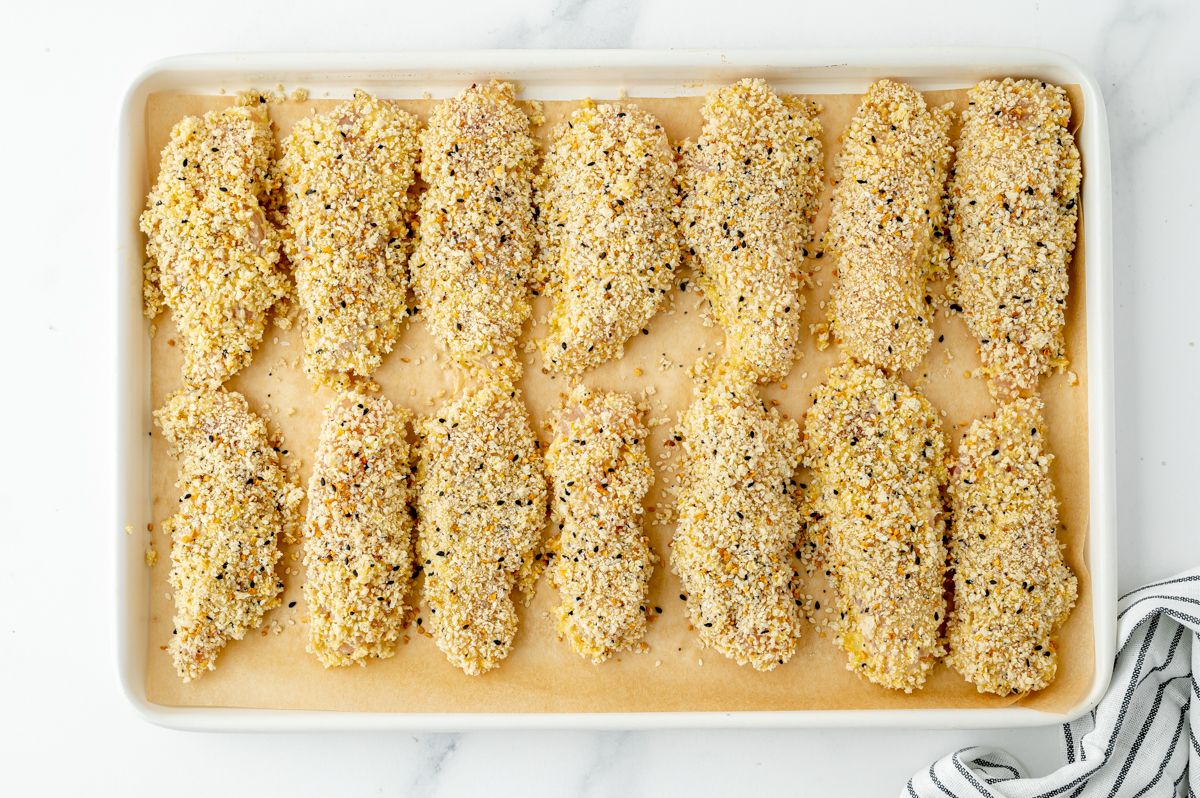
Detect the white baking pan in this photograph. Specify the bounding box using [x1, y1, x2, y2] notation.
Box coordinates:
[116, 48, 1115, 731]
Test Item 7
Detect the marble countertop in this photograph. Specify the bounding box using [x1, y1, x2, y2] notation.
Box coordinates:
[3, 0, 1198, 794]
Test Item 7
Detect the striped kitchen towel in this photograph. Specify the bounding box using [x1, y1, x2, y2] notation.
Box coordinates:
[906, 566, 1200, 797]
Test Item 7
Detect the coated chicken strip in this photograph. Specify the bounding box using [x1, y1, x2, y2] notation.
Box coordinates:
[536, 100, 679, 374]
[546, 387, 654, 662]
[946, 397, 1077, 696]
[303, 392, 414, 667]
[416, 380, 548, 675]
[802, 361, 949, 692]
[278, 90, 421, 389]
[154, 387, 303, 682]
[825, 80, 954, 372]
[141, 100, 289, 388]
[671, 363, 804, 670]
[680, 79, 823, 383]
[949, 78, 1082, 398]
[412, 81, 539, 370]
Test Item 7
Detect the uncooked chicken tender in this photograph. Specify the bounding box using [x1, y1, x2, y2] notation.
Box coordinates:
[680, 79, 823, 383]
[946, 397, 1077, 696]
[537, 100, 679, 375]
[155, 387, 303, 682]
[416, 381, 548, 675]
[802, 360, 949, 692]
[825, 79, 954, 373]
[278, 90, 421, 388]
[413, 81, 539, 371]
[141, 100, 289, 388]
[671, 363, 805, 670]
[949, 78, 1082, 398]
[304, 393, 414, 667]
[546, 387, 655, 662]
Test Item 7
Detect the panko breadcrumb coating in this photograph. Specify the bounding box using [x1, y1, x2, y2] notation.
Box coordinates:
[680, 79, 824, 383]
[416, 380, 548, 675]
[303, 393, 414, 667]
[536, 100, 679, 374]
[671, 363, 804, 670]
[826, 80, 954, 372]
[546, 387, 655, 662]
[949, 78, 1082, 398]
[946, 397, 1077, 696]
[155, 387, 303, 682]
[278, 90, 421, 389]
[141, 101, 289, 388]
[412, 82, 540, 371]
[802, 361, 949, 692]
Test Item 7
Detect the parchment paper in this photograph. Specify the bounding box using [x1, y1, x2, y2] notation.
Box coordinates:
[144, 83, 1091, 714]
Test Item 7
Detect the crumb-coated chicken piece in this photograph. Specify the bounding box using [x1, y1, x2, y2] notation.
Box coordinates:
[278, 90, 421, 389]
[825, 79, 954, 373]
[141, 100, 290, 388]
[546, 386, 655, 662]
[802, 360, 949, 692]
[412, 81, 539, 372]
[679, 79, 823, 383]
[536, 100, 679, 375]
[415, 379, 548, 675]
[671, 362, 805, 670]
[304, 392, 414, 667]
[949, 78, 1081, 398]
[155, 386, 303, 681]
[946, 396, 1077, 696]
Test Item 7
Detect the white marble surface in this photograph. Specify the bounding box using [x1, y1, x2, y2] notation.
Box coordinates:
[2, 0, 1199, 794]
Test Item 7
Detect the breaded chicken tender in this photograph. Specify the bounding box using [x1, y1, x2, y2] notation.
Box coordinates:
[671, 363, 804, 670]
[680, 79, 824, 383]
[536, 100, 679, 374]
[546, 387, 654, 662]
[304, 392, 414, 667]
[155, 387, 303, 682]
[416, 380, 548, 674]
[278, 90, 421, 388]
[141, 100, 289, 388]
[825, 79, 954, 372]
[412, 82, 539, 371]
[802, 361, 949, 692]
[949, 78, 1082, 398]
[946, 397, 1077, 696]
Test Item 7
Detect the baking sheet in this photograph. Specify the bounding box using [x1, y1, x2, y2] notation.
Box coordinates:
[143, 83, 1090, 714]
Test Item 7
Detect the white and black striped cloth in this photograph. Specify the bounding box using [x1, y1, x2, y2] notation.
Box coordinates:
[906, 566, 1200, 797]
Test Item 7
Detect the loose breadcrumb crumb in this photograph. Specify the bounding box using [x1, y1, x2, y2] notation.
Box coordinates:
[680, 79, 824, 383]
[141, 101, 289, 387]
[802, 360, 949, 692]
[416, 380, 548, 674]
[946, 396, 1077, 696]
[949, 79, 1082, 398]
[825, 80, 953, 372]
[304, 392, 414, 667]
[546, 387, 655, 662]
[278, 90, 421, 388]
[671, 363, 804, 670]
[413, 82, 540, 372]
[154, 387, 303, 682]
[536, 100, 679, 374]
